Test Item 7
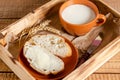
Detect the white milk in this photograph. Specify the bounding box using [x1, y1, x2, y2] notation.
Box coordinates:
[61, 4, 96, 25]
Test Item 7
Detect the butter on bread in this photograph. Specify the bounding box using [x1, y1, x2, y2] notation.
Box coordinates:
[26, 34, 72, 58]
[24, 45, 64, 75]
[23, 34, 72, 75]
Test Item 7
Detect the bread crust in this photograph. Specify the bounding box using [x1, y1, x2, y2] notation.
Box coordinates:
[23, 34, 72, 75]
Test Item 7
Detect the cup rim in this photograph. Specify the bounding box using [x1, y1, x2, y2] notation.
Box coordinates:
[59, 0, 99, 26]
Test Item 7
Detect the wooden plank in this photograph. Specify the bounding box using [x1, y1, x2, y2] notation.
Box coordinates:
[0, 45, 35, 80]
[0, 60, 11, 71]
[0, 0, 50, 18]
[0, 73, 19, 80]
[0, 19, 18, 30]
[95, 52, 120, 73]
[0, 19, 19, 72]
[95, 52, 120, 74]
[63, 36, 120, 80]
[103, 0, 120, 13]
[0, 73, 120, 80]
[1, 0, 119, 18]
[109, 52, 120, 61]
[0, 18, 25, 72]
[96, 61, 120, 73]
[86, 73, 120, 80]
[0, 39, 21, 72]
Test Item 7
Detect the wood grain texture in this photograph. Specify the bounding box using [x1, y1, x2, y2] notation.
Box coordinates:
[100, 52, 120, 72]
[0, 0, 120, 80]
[96, 60, 120, 73]
[86, 73, 120, 80]
[0, 73, 120, 80]
[103, 0, 120, 13]
[0, 73, 19, 80]
[0, 19, 18, 30]
[0, 0, 50, 18]
[0, 60, 11, 72]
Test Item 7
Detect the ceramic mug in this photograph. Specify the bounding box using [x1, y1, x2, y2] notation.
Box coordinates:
[59, 0, 106, 36]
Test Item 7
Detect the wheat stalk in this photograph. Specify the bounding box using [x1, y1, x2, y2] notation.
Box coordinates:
[19, 20, 61, 46]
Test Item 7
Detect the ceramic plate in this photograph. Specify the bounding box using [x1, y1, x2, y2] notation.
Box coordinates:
[18, 35, 78, 80]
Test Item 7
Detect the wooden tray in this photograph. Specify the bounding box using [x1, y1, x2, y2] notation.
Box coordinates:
[0, 0, 120, 80]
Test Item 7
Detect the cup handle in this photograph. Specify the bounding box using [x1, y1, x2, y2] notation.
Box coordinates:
[96, 14, 106, 26]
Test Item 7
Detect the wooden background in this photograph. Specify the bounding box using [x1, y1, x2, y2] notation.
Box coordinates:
[0, 0, 120, 80]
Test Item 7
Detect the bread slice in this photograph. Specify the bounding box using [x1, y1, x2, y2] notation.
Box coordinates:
[29, 34, 72, 58]
[24, 45, 64, 75]
[23, 34, 72, 75]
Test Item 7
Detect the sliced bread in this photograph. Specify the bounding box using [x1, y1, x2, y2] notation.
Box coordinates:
[23, 34, 72, 75]
[28, 34, 72, 58]
[24, 45, 64, 75]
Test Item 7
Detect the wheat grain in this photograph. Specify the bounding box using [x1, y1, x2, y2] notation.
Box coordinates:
[19, 20, 61, 46]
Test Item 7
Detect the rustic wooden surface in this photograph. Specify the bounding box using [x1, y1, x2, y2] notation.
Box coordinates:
[0, 0, 120, 80]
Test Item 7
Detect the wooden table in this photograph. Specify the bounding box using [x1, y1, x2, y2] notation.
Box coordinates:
[0, 0, 120, 80]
